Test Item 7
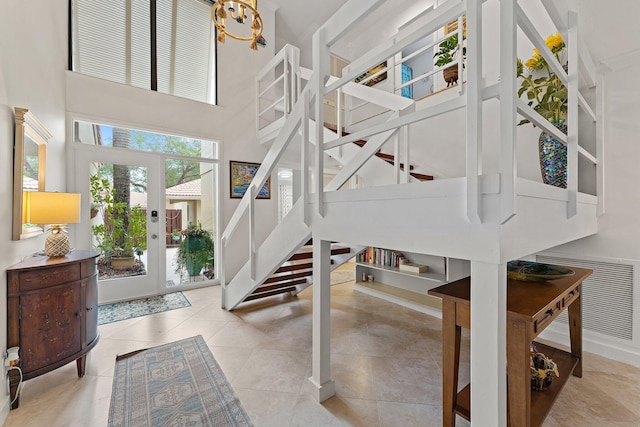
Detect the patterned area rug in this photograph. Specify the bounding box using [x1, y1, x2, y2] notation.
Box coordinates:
[330, 266, 356, 285]
[109, 335, 253, 427]
[98, 292, 191, 325]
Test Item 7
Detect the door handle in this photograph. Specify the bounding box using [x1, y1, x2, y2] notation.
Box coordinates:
[151, 234, 158, 239]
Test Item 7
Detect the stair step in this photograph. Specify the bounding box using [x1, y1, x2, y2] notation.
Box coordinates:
[354, 140, 414, 170]
[410, 172, 434, 181]
[275, 261, 313, 273]
[264, 269, 312, 284]
[253, 278, 308, 294]
[245, 286, 297, 302]
[287, 245, 351, 261]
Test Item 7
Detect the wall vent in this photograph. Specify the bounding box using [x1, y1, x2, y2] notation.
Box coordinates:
[536, 255, 634, 341]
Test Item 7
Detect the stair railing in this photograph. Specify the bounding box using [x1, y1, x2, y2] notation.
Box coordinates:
[256, 44, 301, 142]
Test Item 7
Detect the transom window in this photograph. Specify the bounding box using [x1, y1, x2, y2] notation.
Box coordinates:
[72, 0, 216, 104]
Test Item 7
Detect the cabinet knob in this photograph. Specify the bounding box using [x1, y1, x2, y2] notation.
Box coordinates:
[86, 307, 93, 311]
[75, 311, 83, 318]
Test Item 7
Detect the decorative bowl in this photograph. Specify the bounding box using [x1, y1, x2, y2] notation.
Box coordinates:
[507, 260, 574, 282]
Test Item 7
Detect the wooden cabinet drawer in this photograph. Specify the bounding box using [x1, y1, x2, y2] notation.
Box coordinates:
[19, 264, 81, 292]
[534, 300, 562, 333]
[563, 285, 580, 307]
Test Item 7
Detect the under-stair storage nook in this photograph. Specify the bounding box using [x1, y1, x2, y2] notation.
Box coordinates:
[355, 248, 470, 314]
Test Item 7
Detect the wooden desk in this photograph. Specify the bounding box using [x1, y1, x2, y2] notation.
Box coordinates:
[428, 267, 592, 427]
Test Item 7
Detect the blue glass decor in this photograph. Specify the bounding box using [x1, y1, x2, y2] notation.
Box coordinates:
[538, 119, 567, 188]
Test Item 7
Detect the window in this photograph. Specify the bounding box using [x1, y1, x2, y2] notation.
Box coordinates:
[73, 0, 216, 104]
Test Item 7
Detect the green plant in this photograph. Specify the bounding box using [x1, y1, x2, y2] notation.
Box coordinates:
[433, 33, 466, 68]
[517, 32, 567, 125]
[174, 223, 214, 278]
[90, 173, 147, 262]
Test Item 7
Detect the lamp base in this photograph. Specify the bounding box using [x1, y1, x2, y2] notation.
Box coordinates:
[45, 232, 71, 257]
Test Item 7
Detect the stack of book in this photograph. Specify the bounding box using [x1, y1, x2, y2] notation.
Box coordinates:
[398, 262, 428, 274]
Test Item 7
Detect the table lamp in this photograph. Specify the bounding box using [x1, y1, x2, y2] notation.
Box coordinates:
[26, 192, 81, 257]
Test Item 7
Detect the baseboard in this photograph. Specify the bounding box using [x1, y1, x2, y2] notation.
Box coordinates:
[0, 395, 10, 426]
[354, 282, 443, 319]
[538, 325, 640, 369]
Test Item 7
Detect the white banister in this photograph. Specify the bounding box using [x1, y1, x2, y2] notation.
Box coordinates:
[466, 0, 482, 225]
[516, 4, 568, 86]
[330, 0, 466, 96]
[500, 0, 517, 224]
[596, 72, 605, 216]
[220, 235, 226, 309]
[301, 90, 310, 226]
[566, 11, 579, 218]
[249, 184, 257, 280]
[313, 28, 329, 218]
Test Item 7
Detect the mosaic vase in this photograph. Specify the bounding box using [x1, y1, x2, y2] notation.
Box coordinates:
[538, 119, 567, 188]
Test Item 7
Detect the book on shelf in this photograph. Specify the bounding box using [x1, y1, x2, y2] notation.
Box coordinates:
[358, 247, 406, 268]
[398, 262, 428, 274]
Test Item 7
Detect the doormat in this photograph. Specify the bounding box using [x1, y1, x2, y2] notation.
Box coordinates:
[108, 335, 253, 427]
[98, 292, 191, 325]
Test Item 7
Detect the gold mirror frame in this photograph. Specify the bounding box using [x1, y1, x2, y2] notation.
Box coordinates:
[13, 107, 50, 240]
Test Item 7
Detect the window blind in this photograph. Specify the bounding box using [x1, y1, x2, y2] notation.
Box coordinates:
[74, 0, 215, 104]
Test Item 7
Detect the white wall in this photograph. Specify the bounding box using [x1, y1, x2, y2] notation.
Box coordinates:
[0, 0, 69, 418]
[0, 0, 278, 419]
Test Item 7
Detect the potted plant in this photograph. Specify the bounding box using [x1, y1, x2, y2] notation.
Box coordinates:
[90, 174, 147, 271]
[174, 222, 214, 278]
[517, 32, 568, 188]
[434, 32, 466, 87]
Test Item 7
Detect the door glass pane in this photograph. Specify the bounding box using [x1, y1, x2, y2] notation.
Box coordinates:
[90, 161, 148, 280]
[166, 159, 217, 286]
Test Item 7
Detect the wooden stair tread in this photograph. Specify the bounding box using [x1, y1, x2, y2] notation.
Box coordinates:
[410, 172, 433, 181]
[264, 269, 312, 284]
[275, 261, 313, 273]
[245, 287, 297, 302]
[253, 279, 308, 294]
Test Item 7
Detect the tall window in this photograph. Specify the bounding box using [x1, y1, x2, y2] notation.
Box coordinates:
[72, 0, 216, 104]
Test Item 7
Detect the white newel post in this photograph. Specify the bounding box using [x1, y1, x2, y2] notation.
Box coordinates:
[309, 238, 335, 401]
[470, 261, 507, 426]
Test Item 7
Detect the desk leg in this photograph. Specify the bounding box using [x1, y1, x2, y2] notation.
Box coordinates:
[442, 299, 461, 427]
[507, 319, 531, 427]
[568, 292, 583, 377]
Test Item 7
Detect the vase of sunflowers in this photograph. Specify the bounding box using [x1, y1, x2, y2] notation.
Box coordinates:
[518, 33, 568, 188]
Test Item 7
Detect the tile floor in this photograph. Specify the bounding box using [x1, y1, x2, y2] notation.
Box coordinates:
[4, 268, 640, 427]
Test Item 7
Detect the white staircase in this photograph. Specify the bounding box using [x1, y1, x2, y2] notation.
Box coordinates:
[222, 0, 602, 423]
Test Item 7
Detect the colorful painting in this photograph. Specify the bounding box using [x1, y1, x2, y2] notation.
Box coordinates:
[230, 160, 271, 199]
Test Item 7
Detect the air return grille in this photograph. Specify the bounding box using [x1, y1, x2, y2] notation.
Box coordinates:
[536, 255, 634, 341]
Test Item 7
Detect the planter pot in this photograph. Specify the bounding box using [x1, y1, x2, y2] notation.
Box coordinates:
[111, 256, 135, 271]
[538, 120, 567, 188]
[185, 258, 204, 276]
[443, 65, 458, 87]
[185, 236, 206, 252]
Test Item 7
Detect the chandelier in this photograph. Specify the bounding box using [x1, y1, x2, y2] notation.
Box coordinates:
[212, 0, 263, 50]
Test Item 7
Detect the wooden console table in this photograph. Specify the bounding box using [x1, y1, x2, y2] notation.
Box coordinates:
[428, 266, 592, 427]
[6, 250, 100, 408]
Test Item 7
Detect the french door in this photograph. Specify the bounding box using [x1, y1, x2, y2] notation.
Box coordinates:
[75, 146, 163, 303]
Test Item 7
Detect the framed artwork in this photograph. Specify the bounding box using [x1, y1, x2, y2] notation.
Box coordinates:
[354, 61, 387, 87]
[230, 160, 271, 199]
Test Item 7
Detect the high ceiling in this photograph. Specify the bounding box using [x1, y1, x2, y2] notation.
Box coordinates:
[268, 0, 640, 70]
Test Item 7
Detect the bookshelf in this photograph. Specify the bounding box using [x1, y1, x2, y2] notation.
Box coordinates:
[354, 247, 470, 316]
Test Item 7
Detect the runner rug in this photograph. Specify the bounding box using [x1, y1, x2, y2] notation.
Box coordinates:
[98, 292, 191, 325]
[108, 335, 253, 427]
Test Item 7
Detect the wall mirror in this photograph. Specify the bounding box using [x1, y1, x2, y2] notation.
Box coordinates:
[13, 107, 50, 240]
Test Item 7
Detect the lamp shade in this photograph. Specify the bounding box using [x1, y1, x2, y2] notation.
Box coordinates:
[26, 192, 81, 225]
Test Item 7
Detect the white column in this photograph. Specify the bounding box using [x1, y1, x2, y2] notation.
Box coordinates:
[309, 238, 335, 402]
[470, 261, 507, 427]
